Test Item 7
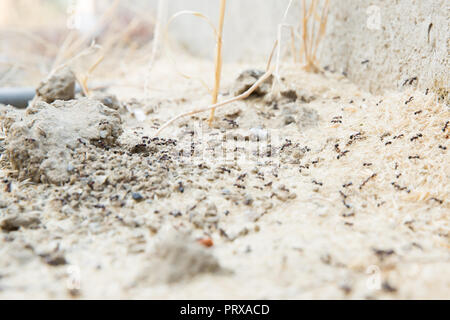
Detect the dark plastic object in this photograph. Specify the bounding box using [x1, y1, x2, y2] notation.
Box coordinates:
[0, 86, 82, 109]
[0, 87, 36, 108]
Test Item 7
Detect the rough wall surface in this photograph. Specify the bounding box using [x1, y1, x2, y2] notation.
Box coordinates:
[321, 0, 449, 94]
[163, 0, 448, 94]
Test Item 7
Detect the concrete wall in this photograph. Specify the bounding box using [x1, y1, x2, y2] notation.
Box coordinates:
[162, 0, 449, 95]
[322, 0, 449, 94]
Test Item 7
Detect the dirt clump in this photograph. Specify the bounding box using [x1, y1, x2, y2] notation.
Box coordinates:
[139, 231, 222, 284]
[36, 68, 76, 103]
[233, 69, 274, 97]
[2, 98, 122, 184]
[0, 213, 41, 232]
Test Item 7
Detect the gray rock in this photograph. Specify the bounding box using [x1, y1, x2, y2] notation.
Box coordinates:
[233, 69, 274, 98]
[0, 213, 41, 232]
[36, 68, 76, 103]
[2, 98, 122, 184]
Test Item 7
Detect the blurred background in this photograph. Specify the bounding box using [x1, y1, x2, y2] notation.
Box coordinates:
[1, 1, 447, 94]
[0, 0, 300, 88]
[0, 0, 160, 87]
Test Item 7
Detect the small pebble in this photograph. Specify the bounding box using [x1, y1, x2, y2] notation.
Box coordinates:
[170, 210, 182, 217]
[284, 116, 296, 125]
[132, 192, 144, 202]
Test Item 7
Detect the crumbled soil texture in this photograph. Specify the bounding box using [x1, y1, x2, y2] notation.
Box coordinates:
[0, 61, 448, 299]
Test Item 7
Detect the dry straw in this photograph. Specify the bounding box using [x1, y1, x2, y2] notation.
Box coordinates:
[274, 0, 330, 77]
[156, 0, 330, 136]
[208, 0, 227, 126]
[145, 0, 167, 97]
[300, 0, 330, 72]
[164, 10, 218, 93]
[162, 0, 228, 125]
[155, 68, 274, 136]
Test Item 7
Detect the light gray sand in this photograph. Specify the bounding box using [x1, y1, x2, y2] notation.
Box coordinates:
[0, 59, 448, 299]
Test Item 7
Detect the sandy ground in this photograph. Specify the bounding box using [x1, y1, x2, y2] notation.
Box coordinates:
[0, 56, 449, 299]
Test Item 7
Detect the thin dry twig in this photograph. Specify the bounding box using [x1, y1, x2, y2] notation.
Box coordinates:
[164, 10, 220, 94]
[266, 40, 279, 72]
[50, 41, 102, 78]
[145, 0, 167, 97]
[166, 11, 218, 40]
[312, 0, 330, 62]
[81, 54, 105, 96]
[155, 68, 274, 136]
[271, 0, 304, 94]
[290, 27, 297, 63]
[300, 0, 329, 72]
[60, 0, 120, 64]
[208, 0, 227, 126]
